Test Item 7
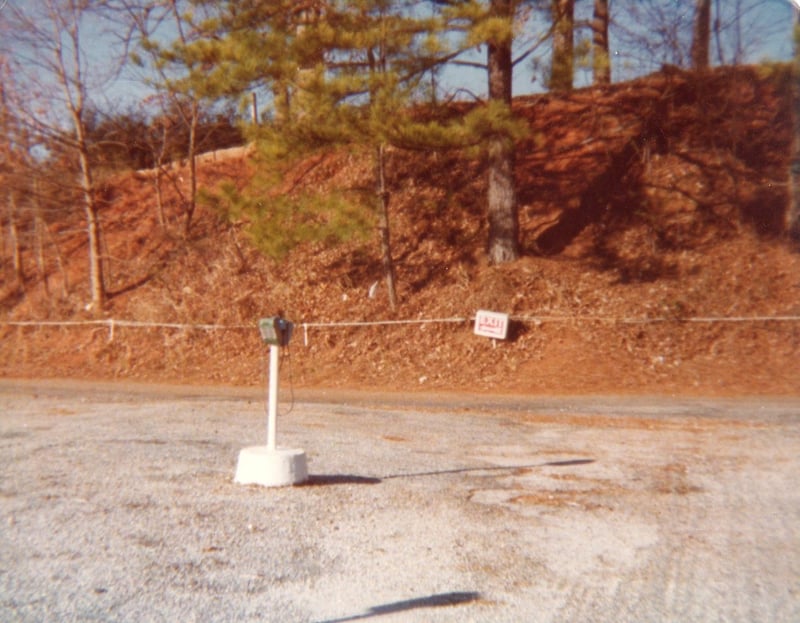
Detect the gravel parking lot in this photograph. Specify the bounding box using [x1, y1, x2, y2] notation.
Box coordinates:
[2, 379, 799, 622]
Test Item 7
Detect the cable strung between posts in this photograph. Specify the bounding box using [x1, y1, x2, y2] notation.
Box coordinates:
[3, 313, 800, 349]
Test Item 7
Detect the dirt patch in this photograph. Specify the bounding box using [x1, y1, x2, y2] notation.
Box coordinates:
[652, 463, 704, 495]
[517, 412, 767, 431]
[510, 489, 620, 511]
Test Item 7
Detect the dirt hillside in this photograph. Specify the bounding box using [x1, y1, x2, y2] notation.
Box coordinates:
[2, 64, 799, 396]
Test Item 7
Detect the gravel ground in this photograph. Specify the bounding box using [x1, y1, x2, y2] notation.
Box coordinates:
[1, 380, 799, 623]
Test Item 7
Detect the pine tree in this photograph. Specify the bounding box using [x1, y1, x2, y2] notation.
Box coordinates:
[284, 1, 446, 308]
[178, 0, 535, 286]
[178, 0, 466, 309]
[436, 0, 530, 263]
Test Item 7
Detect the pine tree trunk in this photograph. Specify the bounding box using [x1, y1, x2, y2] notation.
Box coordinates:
[273, 83, 291, 123]
[691, 0, 711, 70]
[550, 0, 575, 91]
[487, 137, 519, 264]
[487, 0, 519, 264]
[251, 92, 259, 125]
[592, 0, 610, 85]
[376, 144, 398, 310]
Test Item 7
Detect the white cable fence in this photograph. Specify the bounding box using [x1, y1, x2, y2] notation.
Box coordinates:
[2, 314, 800, 347]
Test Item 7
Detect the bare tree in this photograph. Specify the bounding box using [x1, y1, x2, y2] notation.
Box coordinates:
[1, 54, 73, 302]
[122, 0, 209, 237]
[148, 111, 171, 231]
[716, 0, 788, 66]
[31, 174, 71, 300]
[613, 0, 788, 77]
[611, 0, 692, 74]
[0, 58, 24, 291]
[165, 1, 200, 237]
[0, 1, 124, 312]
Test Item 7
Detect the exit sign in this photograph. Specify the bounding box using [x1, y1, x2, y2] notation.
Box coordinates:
[474, 310, 509, 340]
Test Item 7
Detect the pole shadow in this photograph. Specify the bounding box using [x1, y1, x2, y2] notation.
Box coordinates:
[300, 474, 382, 486]
[299, 459, 595, 487]
[316, 591, 481, 623]
[543, 458, 595, 467]
[381, 458, 595, 480]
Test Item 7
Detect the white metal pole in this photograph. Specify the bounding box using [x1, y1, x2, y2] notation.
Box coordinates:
[267, 344, 279, 450]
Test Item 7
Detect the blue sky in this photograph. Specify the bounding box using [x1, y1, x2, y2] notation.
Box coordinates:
[105, 0, 799, 111]
[3, 0, 797, 116]
[436, 0, 798, 98]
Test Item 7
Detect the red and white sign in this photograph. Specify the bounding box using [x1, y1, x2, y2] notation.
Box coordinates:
[474, 310, 509, 340]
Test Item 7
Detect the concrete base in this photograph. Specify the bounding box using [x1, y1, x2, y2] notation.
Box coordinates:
[234, 446, 308, 487]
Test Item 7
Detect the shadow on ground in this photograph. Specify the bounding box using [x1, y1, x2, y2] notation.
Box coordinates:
[316, 591, 482, 623]
[304, 458, 596, 486]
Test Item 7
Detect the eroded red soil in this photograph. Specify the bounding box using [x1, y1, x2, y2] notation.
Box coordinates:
[2, 65, 799, 396]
